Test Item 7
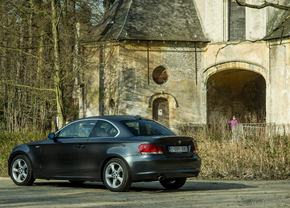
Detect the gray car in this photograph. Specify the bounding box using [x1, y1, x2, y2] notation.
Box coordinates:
[8, 115, 201, 192]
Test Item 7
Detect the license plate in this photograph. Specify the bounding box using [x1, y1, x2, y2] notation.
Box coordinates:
[168, 146, 188, 153]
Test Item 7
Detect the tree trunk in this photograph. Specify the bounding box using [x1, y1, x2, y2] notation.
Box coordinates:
[51, 0, 65, 129]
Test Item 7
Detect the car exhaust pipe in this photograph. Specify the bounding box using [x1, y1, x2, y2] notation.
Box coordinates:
[158, 175, 165, 181]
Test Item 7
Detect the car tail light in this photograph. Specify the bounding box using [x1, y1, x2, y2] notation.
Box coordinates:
[193, 145, 198, 154]
[138, 144, 163, 155]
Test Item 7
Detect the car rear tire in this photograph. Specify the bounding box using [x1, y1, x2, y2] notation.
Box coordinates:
[160, 177, 187, 189]
[10, 155, 35, 186]
[103, 158, 132, 192]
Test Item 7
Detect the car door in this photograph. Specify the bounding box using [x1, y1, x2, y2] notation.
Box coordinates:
[40, 120, 97, 177]
[84, 120, 119, 177]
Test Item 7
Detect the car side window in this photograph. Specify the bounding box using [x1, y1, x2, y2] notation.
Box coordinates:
[90, 120, 118, 137]
[121, 120, 175, 136]
[58, 120, 97, 138]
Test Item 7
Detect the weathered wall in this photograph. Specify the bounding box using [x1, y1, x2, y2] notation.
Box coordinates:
[85, 39, 290, 129]
[268, 40, 290, 125]
[85, 41, 205, 131]
[202, 42, 268, 123]
[118, 41, 205, 131]
[83, 0, 290, 132]
[202, 40, 290, 126]
[194, 0, 290, 42]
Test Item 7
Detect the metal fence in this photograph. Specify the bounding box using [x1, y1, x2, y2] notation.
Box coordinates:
[178, 123, 290, 139]
[239, 123, 290, 139]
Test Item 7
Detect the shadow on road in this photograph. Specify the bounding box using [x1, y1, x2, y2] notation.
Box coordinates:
[32, 179, 257, 193]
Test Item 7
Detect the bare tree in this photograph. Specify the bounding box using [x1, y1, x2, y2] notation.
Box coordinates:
[236, 0, 290, 10]
[0, 0, 103, 132]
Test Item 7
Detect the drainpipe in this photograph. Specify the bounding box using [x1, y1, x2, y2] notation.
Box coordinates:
[147, 41, 150, 85]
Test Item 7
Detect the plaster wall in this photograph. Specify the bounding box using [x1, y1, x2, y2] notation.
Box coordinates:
[194, 0, 224, 42]
[246, 0, 267, 40]
[268, 40, 290, 125]
[85, 41, 205, 131]
[202, 40, 290, 127]
[117, 41, 205, 130]
[84, 0, 290, 132]
[85, 40, 290, 129]
[194, 0, 290, 42]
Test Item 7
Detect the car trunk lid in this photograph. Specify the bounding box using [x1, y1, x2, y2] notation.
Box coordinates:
[138, 136, 196, 158]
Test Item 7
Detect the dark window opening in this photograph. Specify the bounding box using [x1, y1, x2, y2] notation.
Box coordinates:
[229, 0, 245, 41]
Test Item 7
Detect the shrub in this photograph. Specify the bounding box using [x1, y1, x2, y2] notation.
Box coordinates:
[0, 131, 46, 176]
[181, 123, 290, 179]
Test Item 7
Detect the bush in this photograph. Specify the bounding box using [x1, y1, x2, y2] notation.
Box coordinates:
[181, 123, 290, 180]
[0, 131, 46, 176]
[1, 125, 290, 180]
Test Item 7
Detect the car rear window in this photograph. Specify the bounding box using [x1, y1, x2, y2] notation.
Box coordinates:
[121, 120, 175, 136]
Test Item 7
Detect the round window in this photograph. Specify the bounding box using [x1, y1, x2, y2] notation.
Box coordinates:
[152, 66, 169, 84]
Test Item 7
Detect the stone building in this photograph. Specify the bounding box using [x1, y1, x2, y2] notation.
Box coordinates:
[81, 0, 290, 132]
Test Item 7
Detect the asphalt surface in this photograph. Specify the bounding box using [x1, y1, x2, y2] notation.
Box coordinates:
[0, 177, 290, 208]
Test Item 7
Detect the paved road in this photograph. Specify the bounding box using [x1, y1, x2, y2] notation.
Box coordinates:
[0, 177, 289, 208]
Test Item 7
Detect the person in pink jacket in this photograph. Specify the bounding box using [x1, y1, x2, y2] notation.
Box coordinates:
[228, 116, 238, 142]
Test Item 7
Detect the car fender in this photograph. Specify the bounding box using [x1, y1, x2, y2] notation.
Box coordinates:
[100, 151, 134, 182]
[8, 144, 41, 176]
[8, 149, 32, 176]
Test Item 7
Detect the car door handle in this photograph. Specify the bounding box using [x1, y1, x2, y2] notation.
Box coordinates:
[76, 144, 85, 149]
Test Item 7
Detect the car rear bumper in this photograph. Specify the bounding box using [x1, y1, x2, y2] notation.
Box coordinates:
[126, 154, 201, 182]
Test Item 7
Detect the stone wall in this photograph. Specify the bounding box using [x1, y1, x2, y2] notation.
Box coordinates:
[83, 0, 290, 133]
[85, 41, 205, 131]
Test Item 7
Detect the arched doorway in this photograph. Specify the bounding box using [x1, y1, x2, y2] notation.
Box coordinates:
[207, 69, 266, 124]
[153, 98, 169, 127]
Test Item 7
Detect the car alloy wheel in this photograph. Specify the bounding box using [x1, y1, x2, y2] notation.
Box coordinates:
[159, 177, 187, 189]
[10, 155, 35, 186]
[103, 158, 132, 192]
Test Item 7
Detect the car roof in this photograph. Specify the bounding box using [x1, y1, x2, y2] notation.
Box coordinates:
[78, 115, 146, 122]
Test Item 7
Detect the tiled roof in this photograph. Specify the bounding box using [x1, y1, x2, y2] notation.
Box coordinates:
[264, 16, 290, 40]
[90, 0, 208, 42]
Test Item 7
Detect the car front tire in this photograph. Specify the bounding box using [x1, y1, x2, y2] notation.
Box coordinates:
[10, 155, 35, 186]
[103, 158, 132, 192]
[160, 177, 187, 189]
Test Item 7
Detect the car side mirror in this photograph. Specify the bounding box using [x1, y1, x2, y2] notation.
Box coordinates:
[48, 133, 55, 139]
[48, 133, 58, 142]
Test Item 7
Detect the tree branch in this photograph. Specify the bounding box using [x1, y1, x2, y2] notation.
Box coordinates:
[0, 46, 40, 60]
[236, 0, 290, 11]
[0, 81, 55, 92]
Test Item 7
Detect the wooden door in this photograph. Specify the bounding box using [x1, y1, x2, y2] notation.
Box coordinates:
[153, 98, 169, 127]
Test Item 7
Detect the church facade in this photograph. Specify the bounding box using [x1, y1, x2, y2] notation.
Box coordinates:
[81, 0, 290, 132]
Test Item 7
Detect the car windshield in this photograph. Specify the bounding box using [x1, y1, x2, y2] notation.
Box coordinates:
[121, 120, 175, 136]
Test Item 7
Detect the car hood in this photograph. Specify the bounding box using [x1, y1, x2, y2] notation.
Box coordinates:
[11, 139, 47, 151]
[23, 139, 47, 146]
